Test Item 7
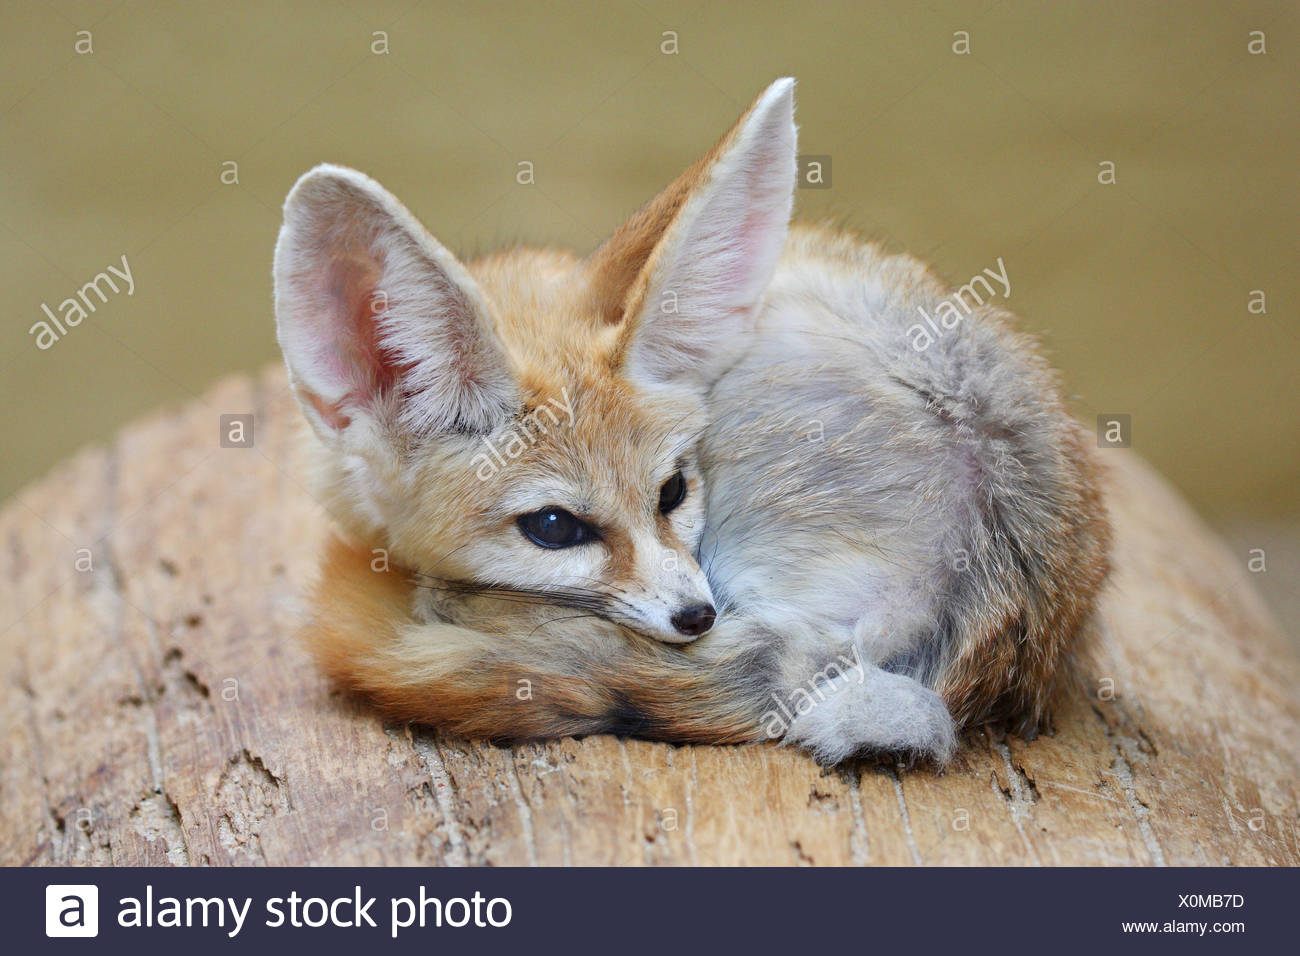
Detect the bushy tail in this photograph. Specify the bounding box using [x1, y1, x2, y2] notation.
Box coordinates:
[304, 537, 774, 744]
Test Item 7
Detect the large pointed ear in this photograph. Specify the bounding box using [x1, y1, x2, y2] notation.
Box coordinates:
[273, 164, 515, 443]
[589, 78, 797, 389]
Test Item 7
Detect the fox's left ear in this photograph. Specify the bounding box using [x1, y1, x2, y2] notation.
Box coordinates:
[593, 78, 797, 389]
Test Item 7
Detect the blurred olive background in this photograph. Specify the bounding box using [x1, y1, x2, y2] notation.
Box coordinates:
[2, 1, 1296, 628]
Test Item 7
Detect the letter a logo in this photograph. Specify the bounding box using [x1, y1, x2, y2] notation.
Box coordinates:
[45, 885, 99, 937]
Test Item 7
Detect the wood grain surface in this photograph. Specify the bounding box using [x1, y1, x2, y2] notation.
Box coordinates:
[2, 366, 1296, 866]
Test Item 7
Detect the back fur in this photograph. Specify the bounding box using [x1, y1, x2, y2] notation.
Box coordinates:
[698, 225, 1111, 738]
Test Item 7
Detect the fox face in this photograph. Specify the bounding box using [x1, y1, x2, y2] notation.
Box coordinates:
[274, 81, 798, 644]
[381, 341, 717, 643]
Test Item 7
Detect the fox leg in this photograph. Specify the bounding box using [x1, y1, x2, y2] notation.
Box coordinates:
[782, 663, 957, 765]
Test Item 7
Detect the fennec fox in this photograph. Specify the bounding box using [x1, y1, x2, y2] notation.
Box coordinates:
[274, 79, 1109, 763]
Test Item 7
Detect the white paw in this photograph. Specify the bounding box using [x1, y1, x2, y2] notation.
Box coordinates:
[783, 667, 957, 765]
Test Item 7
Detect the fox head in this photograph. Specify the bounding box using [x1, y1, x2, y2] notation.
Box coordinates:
[274, 79, 796, 643]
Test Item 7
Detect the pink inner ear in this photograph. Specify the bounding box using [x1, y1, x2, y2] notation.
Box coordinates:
[304, 248, 403, 424]
[730, 155, 791, 300]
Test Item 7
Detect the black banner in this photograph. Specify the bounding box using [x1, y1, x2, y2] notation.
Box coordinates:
[7, 867, 1291, 953]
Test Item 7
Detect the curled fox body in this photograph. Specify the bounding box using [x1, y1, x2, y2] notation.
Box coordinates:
[274, 79, 1109, 764]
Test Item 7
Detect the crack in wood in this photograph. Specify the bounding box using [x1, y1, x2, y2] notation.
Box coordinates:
[504, 749, 539, 867]
[886, 766, 923, 865]
[1090, 702, 1167, 866]
[101, 448, 193, 867]
[408, 730, 469, 865]
[991, 736, 1044, 865]
[846, 769, 871, 865]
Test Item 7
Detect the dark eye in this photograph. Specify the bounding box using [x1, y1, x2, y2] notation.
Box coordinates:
[658, 470, 687, 513]
[518, 508, 595, 549]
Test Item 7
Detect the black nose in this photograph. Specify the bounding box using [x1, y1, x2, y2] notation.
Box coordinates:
[671, 603, 716, 636]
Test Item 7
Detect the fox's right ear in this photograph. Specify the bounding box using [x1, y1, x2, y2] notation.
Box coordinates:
[273, 165, 514, 445]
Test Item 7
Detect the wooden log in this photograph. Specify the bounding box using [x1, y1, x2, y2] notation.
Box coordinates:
[2, 366, 1296, 866]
